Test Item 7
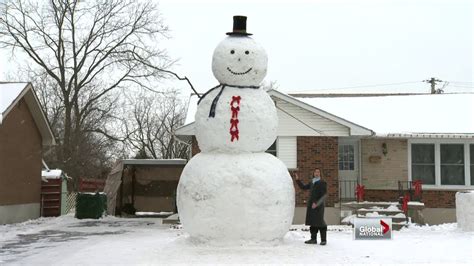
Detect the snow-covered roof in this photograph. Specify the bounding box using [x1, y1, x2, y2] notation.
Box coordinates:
[177, 90, 474, 138]
[0, 82, 29, 122]
[184, 94, 199, 125]
[295, 93, 474, 136]
[0, 82, 56, 145]
[41, 169, 64, 179]
[41, 169, 69, 182]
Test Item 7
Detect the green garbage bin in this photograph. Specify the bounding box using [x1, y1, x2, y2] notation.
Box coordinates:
[75, 192, 107, 219]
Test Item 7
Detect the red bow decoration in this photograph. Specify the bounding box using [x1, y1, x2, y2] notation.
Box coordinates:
[355, 184, 365, 202]
[413, 180, 423, 197]
[230, 96, 241, 142]
[402, 193, 410, 213]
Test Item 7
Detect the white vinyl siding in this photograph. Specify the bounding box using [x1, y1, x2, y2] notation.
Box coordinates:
[273, 98, 350, 137]
[277, 136, 297, 169]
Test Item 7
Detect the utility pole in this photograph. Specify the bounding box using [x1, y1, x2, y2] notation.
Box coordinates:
[423, 77, 443, 94]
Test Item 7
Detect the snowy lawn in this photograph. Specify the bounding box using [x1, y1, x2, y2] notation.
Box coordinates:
[1, 215, 473, 265]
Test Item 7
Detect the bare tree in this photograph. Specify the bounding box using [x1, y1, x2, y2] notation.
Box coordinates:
[0, 0, 174, 181]
[124, 90, 189, 160]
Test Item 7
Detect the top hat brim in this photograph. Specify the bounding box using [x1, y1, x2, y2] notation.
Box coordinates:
[226, 31, 252, 36]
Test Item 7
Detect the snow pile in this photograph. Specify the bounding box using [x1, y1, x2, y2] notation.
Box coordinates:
[455, 191, 474, 231]
[386, 204, 401, 211]
[41, 169, 63, 179]
[341, 214, 356, 224]
[408, 201, 425, 206]
[177, 153, 294, 242]
[364, 212, 381, 217]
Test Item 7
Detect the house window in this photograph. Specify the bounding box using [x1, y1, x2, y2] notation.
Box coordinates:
[440, 144, 465, 185]
[411, 144, 436, 185]
[338, 144, 354, 171]
[470, 144, 474, 186]
[266, 141, 277, 156]
[410, 141, 474, 187]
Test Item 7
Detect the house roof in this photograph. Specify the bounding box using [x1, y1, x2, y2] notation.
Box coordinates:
[177, 89, 474, 138]
[0, 82, 56, 146]
[177, 89, 373, 137]
[295, 93, 474, 136]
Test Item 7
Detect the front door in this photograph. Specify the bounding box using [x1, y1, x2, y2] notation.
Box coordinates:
[338, 139, 359, 201]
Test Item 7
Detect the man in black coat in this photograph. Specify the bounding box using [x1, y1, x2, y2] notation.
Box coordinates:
[295, 168, 327, 245]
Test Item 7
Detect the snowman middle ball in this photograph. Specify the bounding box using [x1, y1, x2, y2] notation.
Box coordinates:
[195, 87, 277, 153]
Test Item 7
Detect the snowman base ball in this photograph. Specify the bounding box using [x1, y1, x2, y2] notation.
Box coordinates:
[177, 152, 295, 242]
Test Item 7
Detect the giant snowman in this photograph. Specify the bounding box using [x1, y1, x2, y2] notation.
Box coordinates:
[177, 16, 295, 242]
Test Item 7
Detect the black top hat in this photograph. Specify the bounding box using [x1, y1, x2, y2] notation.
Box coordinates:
[226, 16, 252, 36]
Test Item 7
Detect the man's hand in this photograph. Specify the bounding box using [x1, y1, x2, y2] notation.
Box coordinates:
[294, 172, 300, 180]
[312, 202, 317, 209]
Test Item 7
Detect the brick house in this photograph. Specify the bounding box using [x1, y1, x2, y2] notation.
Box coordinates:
[0, 82, 55, 224]
[176, 89, 474, 225]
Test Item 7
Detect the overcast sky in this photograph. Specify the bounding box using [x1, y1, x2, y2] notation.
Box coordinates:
[1, 0, 472, 95]
[158, 0, 473, 94]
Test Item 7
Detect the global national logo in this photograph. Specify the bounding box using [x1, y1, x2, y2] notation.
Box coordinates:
[354, 218, 392, 240]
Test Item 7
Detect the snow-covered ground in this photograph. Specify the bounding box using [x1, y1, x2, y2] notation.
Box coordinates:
[1, 215, 473, 265]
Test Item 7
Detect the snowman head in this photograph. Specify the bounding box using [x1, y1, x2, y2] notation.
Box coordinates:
[212, 16, 268, 87]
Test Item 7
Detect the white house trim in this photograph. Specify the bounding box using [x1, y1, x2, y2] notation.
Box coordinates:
[267, 90, 373, 136]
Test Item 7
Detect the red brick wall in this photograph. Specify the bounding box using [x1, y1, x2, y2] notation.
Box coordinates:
[365, 189, 456, 208]
[293, 136, 339, 207]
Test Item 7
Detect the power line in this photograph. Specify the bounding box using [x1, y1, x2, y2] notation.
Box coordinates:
[449, 85, 474, 88]
[295, 81, 422, 92]
[448, 81, 474, 84]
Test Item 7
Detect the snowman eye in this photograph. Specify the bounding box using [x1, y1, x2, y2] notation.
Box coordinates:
[230, 50, 235, 54]
[245, 51, 249, 55]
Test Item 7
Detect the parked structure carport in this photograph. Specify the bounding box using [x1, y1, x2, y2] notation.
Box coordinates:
[104, 159, 186, 216]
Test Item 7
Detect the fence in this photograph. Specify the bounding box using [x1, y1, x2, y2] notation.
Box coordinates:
[65, 191, 77, 214]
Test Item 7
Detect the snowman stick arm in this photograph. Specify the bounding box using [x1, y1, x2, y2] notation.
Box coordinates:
[159, 69, 200, 97]
[130, 52, 200, 97]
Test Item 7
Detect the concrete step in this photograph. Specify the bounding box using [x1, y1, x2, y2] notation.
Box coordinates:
[357, 215, 407, 223]
[343, 202, 401, 210]
[357, 209, 403, 216]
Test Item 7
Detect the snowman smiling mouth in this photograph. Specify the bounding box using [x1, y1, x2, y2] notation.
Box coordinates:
[227, 67, 252, 76]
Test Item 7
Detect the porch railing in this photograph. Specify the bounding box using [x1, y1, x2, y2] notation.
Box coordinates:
[398, 180, 423, 202]
[339, 179, 358, 202]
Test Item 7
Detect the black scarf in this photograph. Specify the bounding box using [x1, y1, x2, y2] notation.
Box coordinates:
[198, 84, 260, 118]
